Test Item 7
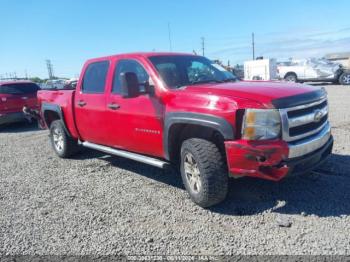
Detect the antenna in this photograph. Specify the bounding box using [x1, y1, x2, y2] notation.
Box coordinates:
[168, 23, 173, 52]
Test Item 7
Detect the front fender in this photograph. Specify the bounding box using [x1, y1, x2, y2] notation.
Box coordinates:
[163, 112, 235, 160]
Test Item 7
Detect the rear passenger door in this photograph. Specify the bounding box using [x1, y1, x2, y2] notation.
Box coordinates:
[75, 60, 111, 145]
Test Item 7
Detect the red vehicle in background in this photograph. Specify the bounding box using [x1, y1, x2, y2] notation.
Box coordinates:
[0, 81, 40, 125]
[33, 53, 333, 207]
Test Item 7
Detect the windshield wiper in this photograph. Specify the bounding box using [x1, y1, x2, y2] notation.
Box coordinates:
[221, 78, 238, 82]
[190, 79, 223, 85]
[174, 78, 236, 89]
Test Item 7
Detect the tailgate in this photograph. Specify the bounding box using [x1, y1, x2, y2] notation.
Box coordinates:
[0, 83, 39, 114]
[0, 94, 37, 113]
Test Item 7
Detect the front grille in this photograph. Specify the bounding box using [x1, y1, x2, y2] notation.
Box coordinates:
[289, 114, 327, 136]
[280, 97, 329, 142]
[287, 100, 327, 118]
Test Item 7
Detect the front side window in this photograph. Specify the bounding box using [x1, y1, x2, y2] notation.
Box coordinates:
[112, 59, 149, 94]
[149, 55, 237, 89]
[82, 61, 109, 93]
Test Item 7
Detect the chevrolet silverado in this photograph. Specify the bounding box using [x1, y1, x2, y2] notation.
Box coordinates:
[33, 53, 333, 207]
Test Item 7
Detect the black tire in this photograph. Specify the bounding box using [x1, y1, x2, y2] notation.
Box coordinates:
[49, 120, 79, 158]
[339, 71, 350, 85]
[284, 73, 297, 82]
[180, 138, 228, 207]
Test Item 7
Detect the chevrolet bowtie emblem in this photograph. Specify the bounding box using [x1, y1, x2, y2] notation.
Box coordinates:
[314, 110, 323, 122]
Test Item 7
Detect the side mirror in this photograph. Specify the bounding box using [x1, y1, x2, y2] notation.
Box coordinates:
[144, 77, 155, 96]
[120, 72, 140, 98]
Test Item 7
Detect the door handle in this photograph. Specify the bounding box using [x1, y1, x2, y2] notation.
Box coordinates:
[107, 103, 120, 110]
[78, 100, 87, 107]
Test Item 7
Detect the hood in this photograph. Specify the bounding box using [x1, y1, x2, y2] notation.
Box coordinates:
[183, 81, 322, 108]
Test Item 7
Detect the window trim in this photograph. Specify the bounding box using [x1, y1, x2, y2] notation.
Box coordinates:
[82, 60, 110, 94]
[111, 58, 149, 95]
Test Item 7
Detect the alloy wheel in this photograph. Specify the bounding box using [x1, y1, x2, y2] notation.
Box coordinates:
[183, 152, 202, 193]
[341, 74, 350, 84]
[52, 128, 64, 152]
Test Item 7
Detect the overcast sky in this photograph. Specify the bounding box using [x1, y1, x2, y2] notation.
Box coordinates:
[1, 0, 349, 78]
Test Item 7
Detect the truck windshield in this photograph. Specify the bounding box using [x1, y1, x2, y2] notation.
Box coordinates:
[149, 55, 238, 89]
[0, 83, 40, 94]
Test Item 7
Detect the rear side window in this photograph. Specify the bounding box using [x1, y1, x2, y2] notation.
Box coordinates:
[82, 61, 109, 93]
[0, 83, 40, 94]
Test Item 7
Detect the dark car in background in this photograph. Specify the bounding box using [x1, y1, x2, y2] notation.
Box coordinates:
[0, 81, 40, 125]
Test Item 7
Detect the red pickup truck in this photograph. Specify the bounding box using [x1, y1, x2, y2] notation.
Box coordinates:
[35, 53, 333, 207]
[0, 81, 40, 125]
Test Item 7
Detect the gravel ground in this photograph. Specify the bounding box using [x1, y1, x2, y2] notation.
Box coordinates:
[0, 85, 349, 256]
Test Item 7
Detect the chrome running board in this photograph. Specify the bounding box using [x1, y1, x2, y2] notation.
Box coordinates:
[82, 141, 169, 168]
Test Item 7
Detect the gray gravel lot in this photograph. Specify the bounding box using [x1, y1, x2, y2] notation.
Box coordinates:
[0, 85, 349, 256]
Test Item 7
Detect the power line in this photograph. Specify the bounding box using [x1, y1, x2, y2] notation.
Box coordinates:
[168, 22, 173, 52]
[252, 32, 255, 60]
[46, 59, 54, 79]
[201, 37, 205, 56]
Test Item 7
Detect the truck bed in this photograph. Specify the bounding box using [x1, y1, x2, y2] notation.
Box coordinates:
[37, 89, 79, 138]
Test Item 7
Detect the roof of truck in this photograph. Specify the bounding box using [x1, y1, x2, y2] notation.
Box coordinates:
[85, 52, 197, 63]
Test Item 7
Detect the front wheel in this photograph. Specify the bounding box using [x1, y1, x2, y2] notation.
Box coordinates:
[339, 71, 350, 85]
[284, 73, 297, 82]
[50, 120, 79, 158]
[180, 138, 228, 207]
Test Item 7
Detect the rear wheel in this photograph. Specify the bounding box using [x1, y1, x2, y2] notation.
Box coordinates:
[284, 73, 297, 82]
[339, 71, 350, 85]
[50, 120, 79, 158]
[180, 138, 228, 207]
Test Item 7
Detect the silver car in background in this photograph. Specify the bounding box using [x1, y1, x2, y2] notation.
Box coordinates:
[277, 58, 350, 85]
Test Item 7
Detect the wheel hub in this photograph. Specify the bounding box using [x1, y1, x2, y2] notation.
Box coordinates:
[52, 128, 64, 152]
[184, 153, 201, 193]
[286, 76, 295, 82]
[342, 74, 350, 84]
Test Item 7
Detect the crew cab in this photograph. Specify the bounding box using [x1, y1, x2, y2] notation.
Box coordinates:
[34, 53, 333, 207]
[0, 81, 40, 125]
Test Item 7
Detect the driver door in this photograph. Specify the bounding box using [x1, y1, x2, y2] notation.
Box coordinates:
[105, 59, 164, 157]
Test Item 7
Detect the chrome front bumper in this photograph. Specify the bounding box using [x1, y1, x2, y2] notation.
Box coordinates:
[288, 123, 331, 158]
[285, 135, 333, 177]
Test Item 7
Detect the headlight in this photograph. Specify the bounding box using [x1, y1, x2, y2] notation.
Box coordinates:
[242, 109, 281, 140]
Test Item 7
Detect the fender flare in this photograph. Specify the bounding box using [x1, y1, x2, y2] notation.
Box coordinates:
[42, 103, 71, 136]
[163, 112, 235, 160]
[284, 71, 298, 79]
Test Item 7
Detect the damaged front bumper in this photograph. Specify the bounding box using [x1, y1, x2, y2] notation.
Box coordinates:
[225, 133, 333, 181]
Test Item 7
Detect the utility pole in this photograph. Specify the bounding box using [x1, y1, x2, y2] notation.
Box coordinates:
[201, 37, 205, 56]
[168, 22, 173, 52]
[46, 59, 54, 79]
[252, 32, 255, 60]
